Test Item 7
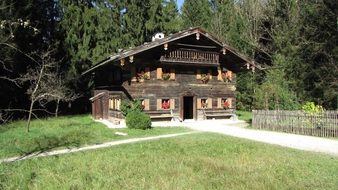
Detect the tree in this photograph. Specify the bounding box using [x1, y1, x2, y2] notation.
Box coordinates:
[181, 0, 212, 28]
[121, 0, 147, 47]
[161, 0, 181, 34]
[297, 0, 338, 109]
[0, 0, 63, 122]
[20, 48, 77, 131]
[253, 54, 300, 110]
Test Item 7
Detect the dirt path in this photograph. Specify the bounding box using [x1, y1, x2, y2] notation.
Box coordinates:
[186, 121, 338, 157]
[0, 131, 198, 163]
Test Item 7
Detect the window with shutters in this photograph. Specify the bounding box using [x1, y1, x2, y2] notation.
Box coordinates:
[220, 68, 233, 83]
[198, 98, 212, 109]
[197, 69, 212, 83]
[136, 67, 150, 82]
[219, 98, 232, 109]
[157, 98, 175, 110]
[157, 67, 175, 81]
[109, 97, 121, 110]
[162, 68, 171, 80]
[201, 98, 208, 108]
[161, 99, 170, 109]
[140, 99, 149, 110]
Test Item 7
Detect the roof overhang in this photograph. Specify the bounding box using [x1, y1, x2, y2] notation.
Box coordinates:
[82, 27, 260, 75]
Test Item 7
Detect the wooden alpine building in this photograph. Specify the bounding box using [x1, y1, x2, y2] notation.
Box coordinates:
[83, 27, 257, 121]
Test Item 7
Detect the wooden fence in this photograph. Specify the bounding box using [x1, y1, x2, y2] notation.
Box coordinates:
[252, 110, 338, 137]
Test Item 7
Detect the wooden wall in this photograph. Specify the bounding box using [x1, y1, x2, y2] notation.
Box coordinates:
[94, 59, 237, 120]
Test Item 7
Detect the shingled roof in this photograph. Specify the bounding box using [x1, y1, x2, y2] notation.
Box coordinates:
[82, 27, 259, 75]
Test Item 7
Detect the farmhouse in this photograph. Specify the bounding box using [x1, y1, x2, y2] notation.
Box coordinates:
[84, 27, 257, 121]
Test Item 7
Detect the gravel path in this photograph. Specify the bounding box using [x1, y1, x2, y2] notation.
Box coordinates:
[186, 121, 338, 157]
[0, 131, 198, 163]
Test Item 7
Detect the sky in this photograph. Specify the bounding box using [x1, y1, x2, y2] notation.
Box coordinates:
[176, 0, 184, 10]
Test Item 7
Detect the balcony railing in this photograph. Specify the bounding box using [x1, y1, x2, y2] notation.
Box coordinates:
[160, 49, 219, 66]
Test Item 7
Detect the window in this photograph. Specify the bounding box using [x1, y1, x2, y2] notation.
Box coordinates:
[201, 98, 208, 108]
[198, 98, 212, 109]
[218, 67, 233, 82]
[140, 99, 150, 110]
[162, 99, 170, 109]
[197, 69, 212, 83]
[157, 67, 175, 80]
[157, 98, 175, 110]
[136, 67, 150, 82]
[162, 68, 171, 80]
[217, 98, 232, 109]
[131, 66, 150, 82]
[109, 97, 121, 110]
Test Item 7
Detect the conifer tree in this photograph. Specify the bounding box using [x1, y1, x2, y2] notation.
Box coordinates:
[161, 0, 181, 34]
[181, 0, 212, 28]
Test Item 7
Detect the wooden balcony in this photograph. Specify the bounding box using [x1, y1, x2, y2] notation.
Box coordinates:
[160, 49, 219, 66]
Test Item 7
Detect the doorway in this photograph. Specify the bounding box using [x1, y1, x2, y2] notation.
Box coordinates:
[183, 96, 194, 120]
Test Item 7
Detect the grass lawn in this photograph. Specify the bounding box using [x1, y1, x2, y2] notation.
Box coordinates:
[236, 110, 252, 123]
[0, 133, 337, 189]
[0, 115, 190, 159]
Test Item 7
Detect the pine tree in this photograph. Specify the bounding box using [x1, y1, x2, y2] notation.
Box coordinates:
[297, 0, 338, 109]
[181, 0, 212, 28]
[121, 0, 148, 47]
[161, 0, 181, 34]
[60, 0, 123, 75]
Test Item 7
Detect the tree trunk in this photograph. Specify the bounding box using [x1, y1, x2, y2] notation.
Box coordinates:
[55, 99, 60, 117]
[27, 100, 34, 132]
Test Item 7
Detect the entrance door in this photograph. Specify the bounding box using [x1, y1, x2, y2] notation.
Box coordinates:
[183, 96, 194, 120]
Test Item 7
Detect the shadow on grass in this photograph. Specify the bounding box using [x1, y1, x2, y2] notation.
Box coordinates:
[15, 130, 92, 159]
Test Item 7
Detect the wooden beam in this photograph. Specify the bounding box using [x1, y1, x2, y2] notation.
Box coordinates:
[174, 43, 217, 49]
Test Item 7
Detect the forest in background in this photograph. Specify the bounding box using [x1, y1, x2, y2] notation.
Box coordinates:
[0, 0, 337, 122]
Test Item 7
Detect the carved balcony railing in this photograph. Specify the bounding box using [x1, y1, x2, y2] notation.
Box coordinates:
[160, 49, 219, 66]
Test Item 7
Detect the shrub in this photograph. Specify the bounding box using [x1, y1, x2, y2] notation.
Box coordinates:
[125, 110, 151, 130]
[120, 99, 143, 116]
[301, 102, 324, 128]
[301, 102, 324, 114]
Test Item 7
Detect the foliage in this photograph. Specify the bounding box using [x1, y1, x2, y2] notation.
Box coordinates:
[181, 0, 212, 28]
[1, 133, 337, 189]
[236, 110, 252, 123]
[200, 74, 209, 84]
[125, 110, 152, 130]
[162, 73, 170, 80]
[253, 54, 300, 110]
[120, 99, 144, 116]
[301, 102, 324, 114]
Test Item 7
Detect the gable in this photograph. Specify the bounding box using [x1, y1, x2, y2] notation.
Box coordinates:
[82, 27, 258, 75]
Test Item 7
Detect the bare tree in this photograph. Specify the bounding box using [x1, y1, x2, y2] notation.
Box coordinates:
[19, 48, 78, 132]
[52, 75, 79, 118]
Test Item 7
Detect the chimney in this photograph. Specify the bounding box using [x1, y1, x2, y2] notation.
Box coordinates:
[152, 33, 165, 42]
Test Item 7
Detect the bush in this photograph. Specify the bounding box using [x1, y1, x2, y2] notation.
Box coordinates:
[120, 100, 143, 116]
[125, 110, 151, 130]
[301, 102, 324, 114]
